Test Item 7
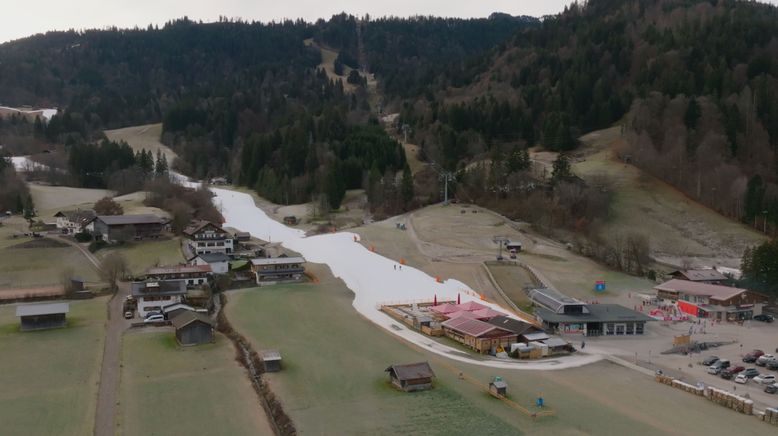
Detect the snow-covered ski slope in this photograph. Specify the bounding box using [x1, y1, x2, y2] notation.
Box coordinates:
[212, 188, 603, 369]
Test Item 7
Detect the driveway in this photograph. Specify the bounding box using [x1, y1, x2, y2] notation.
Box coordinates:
[94, 282, 132, 436]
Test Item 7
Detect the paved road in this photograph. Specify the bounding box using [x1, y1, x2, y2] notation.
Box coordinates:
[93, 282, 131, 436]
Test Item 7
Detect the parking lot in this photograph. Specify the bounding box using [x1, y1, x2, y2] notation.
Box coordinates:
[578, 314, 778, 410]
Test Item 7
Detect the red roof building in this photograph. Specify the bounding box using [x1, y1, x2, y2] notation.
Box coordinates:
[441, 317, 517, 354]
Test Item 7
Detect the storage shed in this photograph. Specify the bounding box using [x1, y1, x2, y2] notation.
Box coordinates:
[259, 349, 283, 372]
[489, 376, 508, 397]
[171, 311, 214, 346]
[16, 302, 69, 331]
[385, 362, 435, 392]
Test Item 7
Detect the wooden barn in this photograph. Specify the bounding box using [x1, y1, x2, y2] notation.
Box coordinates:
[385, 362, 435, 392]
[171, 311, 214, 346]
[16, 302, 69, 331]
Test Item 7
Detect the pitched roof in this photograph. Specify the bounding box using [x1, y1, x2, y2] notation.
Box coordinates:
[16, 302, 69, 317]
[250, 256, 305, 266]
[470, 307, 506, 320]
[147, 264, 212, 275]
[259, 349, 282, 361]
[671, 269, 728, 282]
[527, 287, 584, 313]
[96, 214, 162, 226]
[655, 279, 748, 301]
[430, 303, 459, 315]
[442, 317, 515, 338]
[486, 315, 537, 335]
[54, 209, 95, 225]
[170, 310, 213, 329]
[455, 301, 489, 312]
[183, 220, 225, 236]
[446, 310, 479, 321]
[385, 362, 435, 381]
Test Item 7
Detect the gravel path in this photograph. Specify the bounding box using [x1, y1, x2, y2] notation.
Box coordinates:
[93, 282, 131, 436]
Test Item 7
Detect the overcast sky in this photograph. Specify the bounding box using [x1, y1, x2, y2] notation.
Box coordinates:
[0, 0, 577, 43]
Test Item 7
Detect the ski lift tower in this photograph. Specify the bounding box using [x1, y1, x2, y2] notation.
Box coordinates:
[429, 161, 457, 205]
[493, 236, 509, 260]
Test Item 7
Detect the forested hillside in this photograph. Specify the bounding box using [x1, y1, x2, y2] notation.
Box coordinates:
[0, 14, 534, 215]
[391, 0, 778, 235]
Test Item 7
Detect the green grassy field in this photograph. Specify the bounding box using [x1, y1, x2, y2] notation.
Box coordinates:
[486, 263, 535, 311]
[0, 246, 100, 288]
[117, 330, 273, 436]
[225, 264, 763, 435]
[97, 238, 184, 276]
[0, 298, 107, 436]
[573, 127, 766, 263]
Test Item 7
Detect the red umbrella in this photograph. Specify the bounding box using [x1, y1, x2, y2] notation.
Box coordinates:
[457, 293, 461, 305]
[433, 294, 437, 306]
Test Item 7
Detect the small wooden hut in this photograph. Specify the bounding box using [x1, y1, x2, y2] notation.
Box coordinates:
[385, 362, 435, 392]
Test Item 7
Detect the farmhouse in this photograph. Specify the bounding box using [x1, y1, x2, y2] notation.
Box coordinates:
[259, 349, 283, 372]
[16, 302, 69, 331]
[131, 280, 187, 318]
[654, 279, 769, 321]
[250, 256, 306, 284]
[183, 220, 233, 256]
[190, 252, 230, 274]
[233, 231, 251, 242]
[441, 317, 518, 353]
[669, 269, 728, 284]
[53, 209, 95, 234]
[385, 362, 435, 392]
[88, 214, 164, 242]
[171, 311, 214, 346]
[146, 264, 211, 288]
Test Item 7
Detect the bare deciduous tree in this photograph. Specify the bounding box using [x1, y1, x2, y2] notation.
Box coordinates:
[100, 253, 128, 291]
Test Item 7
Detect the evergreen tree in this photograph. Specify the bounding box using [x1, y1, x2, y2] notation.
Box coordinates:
[401, 164, 414, 207]
[745, 175, 765, 220]
[684, 98, 701, 130]
[325, 162, 346, 210]
[155, 150, 169, 177]
[552, 153, 573, 181]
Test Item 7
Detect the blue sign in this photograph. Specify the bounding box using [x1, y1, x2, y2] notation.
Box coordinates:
[595, 281, 606, 292]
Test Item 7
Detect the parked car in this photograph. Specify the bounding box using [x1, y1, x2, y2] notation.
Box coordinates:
[735, 373, 749, 384]
[143, 314, 165, 323]
[743, 350, 765, 363]
[757, 354, 775, 366]
[123, 311, 133, 319]
[742, 368, 760, 378]
[767, 359, 778, 371]
[754, 314, 774, 322]
[721, 366, 745, 379]
[765, 383, 778, 394]
[707, 359, 730, 374]
[754, 374, 777, 385]
[702, 356, 720, 366]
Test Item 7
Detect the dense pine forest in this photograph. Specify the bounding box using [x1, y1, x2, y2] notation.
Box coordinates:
[1, 0, 778, 232]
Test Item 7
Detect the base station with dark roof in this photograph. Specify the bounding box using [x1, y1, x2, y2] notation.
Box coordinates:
[535, 304, 654, 336]
[171, 311, 214, 346]
[385, 362, 435, 392]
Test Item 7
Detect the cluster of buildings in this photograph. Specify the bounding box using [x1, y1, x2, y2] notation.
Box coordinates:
[382, 299, 572, 358]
